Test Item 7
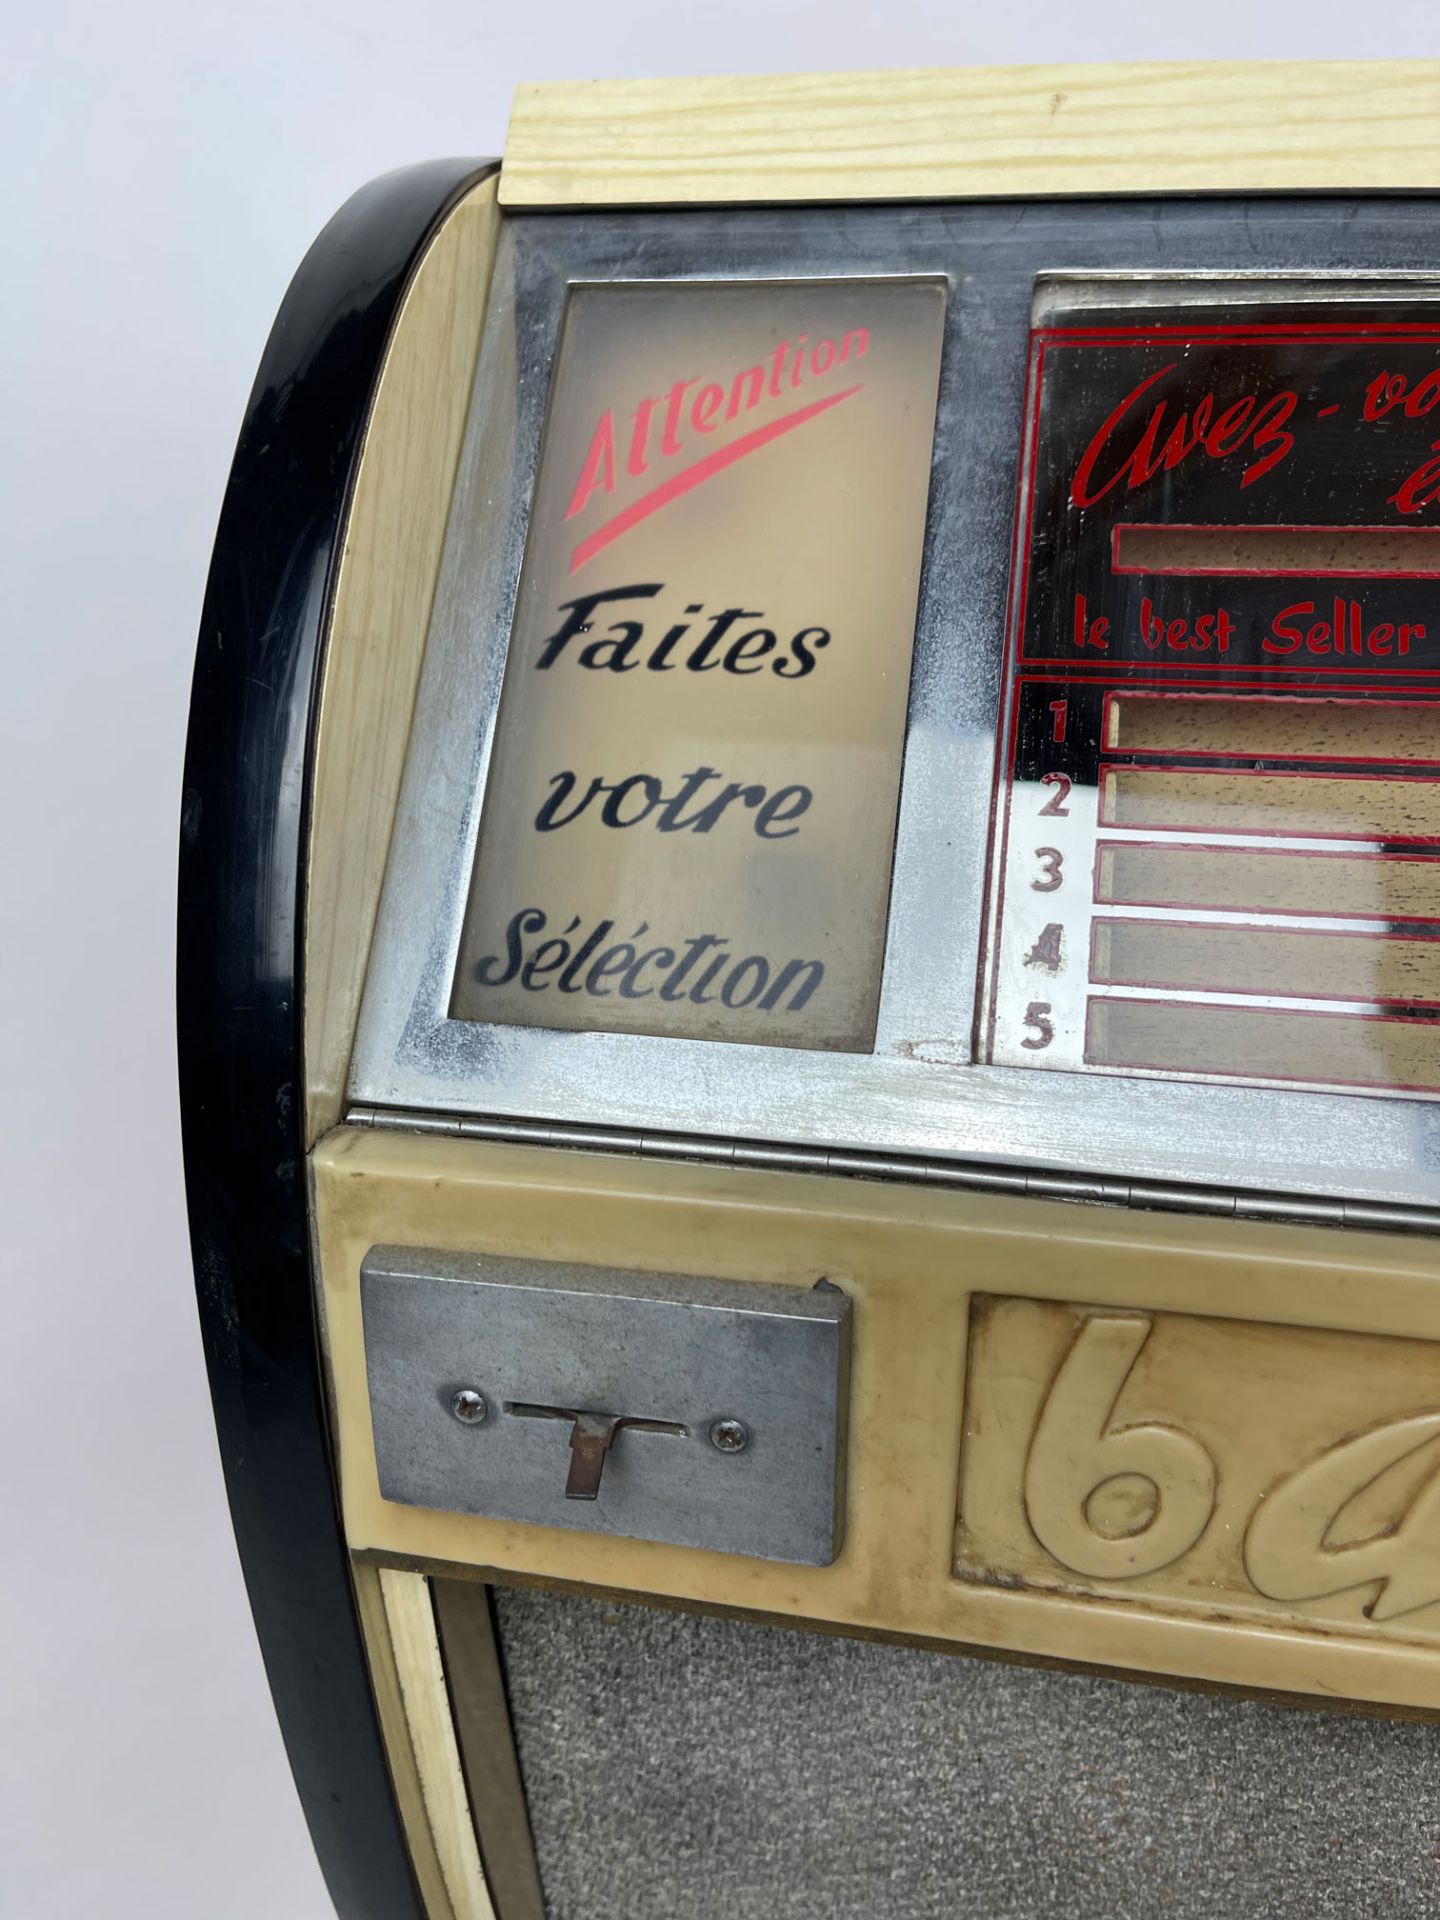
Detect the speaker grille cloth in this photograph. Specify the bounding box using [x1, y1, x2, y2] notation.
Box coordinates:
[494, 1586, 1439, 1919]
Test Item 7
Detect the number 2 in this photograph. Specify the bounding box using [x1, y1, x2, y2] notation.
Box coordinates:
[1039, 772, 1071, 817]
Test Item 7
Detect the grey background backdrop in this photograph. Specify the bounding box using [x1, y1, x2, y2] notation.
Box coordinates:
[5, 7, 1439, 1917]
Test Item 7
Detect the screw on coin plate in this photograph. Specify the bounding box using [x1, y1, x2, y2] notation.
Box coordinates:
[709, 1418, 750, 1454]
[450, 1388, 489, 1425]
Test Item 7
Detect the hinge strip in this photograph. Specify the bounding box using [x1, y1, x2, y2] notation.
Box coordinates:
[342, 1105, 1440, 1237]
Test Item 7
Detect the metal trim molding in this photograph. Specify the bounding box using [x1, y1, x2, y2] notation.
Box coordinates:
[342, 1105, 1440, 1237]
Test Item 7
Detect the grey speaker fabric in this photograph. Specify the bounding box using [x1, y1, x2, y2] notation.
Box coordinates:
[493, 1586, 1440, 1919]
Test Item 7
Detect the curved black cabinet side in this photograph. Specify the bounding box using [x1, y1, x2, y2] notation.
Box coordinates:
[178, 158, 496, 1919]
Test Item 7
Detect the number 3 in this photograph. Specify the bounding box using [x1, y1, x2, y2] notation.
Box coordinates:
[1032, 847, 1064, 892]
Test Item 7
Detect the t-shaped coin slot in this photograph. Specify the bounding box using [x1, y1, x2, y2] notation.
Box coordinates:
[506, 1403, 689, 1500]
[361, 1248, 851, 1563]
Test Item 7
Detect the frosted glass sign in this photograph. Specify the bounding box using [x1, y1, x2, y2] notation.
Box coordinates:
[452, 277, 946, 1049]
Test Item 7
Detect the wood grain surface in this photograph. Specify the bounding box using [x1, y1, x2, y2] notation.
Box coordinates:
[502, 63, 1440, 207]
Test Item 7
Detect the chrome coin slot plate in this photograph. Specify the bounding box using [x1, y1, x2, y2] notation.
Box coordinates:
[360, 1247, 851, 1564]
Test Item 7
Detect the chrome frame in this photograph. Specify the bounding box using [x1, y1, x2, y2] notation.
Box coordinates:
[351, 204, 1440, 1208]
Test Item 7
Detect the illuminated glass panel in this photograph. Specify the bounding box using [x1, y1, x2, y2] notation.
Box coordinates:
[452, 278, 946, 1050]
[983, 285, 1440, 1098]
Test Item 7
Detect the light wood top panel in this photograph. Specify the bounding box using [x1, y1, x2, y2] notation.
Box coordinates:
[502, 62, 1440, 208]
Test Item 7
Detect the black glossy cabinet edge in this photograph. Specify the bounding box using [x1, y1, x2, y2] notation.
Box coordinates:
[178, 159, 496, 1919]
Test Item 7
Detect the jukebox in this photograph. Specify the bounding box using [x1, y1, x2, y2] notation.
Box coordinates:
[179, 63, 1440, 1920]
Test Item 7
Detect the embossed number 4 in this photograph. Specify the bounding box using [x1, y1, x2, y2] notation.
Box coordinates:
[1244, 1409, 1440, 1622]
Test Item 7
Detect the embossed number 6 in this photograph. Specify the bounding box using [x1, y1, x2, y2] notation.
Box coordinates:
[1024, 1315, 1218, 1580]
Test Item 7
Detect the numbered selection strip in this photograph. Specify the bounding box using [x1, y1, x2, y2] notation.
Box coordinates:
[1098, 763, 1440, 842]
[1095, 840, 1440, 923]
[1103, 690, 1440, 764]
[1091, 919, 1440, 1009]
[1085, 998, 1440, 1096]
[987, 780, 1440, 1072]
[1084, 792, 1440, 1089]
[987, 678, 1440, 1074]
[1081, 832, 1440, 1090]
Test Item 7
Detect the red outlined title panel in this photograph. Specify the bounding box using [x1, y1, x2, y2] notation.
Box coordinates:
[980, 290, 1440, 1099]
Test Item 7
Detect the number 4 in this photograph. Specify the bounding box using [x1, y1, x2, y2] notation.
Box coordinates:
[1025, 923, 1064, 971]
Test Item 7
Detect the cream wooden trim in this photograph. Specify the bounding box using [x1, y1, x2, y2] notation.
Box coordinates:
[502, 62, 1440, 208]
[304, 174, 501, 1145]
[378, 1568, 497, 1920]
[351, 1562, 460, 1920]
[316, 1127, 1440, 1714]
[431, 1580, 547, 1920]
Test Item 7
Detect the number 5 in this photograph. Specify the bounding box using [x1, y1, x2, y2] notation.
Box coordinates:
[1021, 1002, 1054, 1050]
